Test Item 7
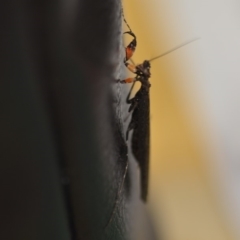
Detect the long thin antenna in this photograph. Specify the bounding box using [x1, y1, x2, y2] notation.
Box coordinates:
[121, 5, 133, 32]
[149, 37, 200, 62]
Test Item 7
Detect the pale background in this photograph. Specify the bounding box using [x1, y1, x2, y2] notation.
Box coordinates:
[123, 0, 240, 239]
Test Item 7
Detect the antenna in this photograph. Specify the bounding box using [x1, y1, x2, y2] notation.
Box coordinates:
[149, 37, 200, 62]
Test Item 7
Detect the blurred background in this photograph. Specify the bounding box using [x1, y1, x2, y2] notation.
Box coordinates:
[123, 0, 240, 239]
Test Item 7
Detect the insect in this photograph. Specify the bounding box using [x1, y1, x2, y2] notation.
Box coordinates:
[106, 3, 199, 229]
[120, 38, 200, 201]
[120, 60, 151, 201]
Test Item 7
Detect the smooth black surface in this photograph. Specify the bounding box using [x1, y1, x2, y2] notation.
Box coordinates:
[0, 0, 157, 239]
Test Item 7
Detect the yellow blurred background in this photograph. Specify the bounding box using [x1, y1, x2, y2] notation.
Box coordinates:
[123, 0, 240, 239]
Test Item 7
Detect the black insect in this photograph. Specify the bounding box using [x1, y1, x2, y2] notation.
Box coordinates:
[106, 3, 199, 229]
[120, 60, 151, 200]
[120, 38, 199, 201]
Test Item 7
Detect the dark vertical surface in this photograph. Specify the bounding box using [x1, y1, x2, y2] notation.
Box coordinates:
[0, 1, 72, 239]
[0, 0, 157, 239]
